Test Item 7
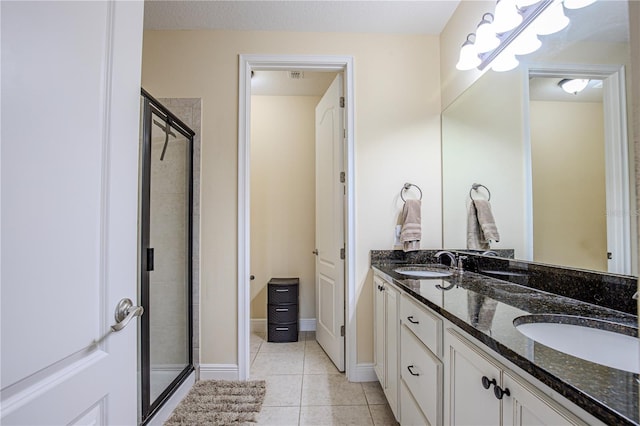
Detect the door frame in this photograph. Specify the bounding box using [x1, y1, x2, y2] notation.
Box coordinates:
[237, 54, 356, 380]
[524, 63, 632, 274]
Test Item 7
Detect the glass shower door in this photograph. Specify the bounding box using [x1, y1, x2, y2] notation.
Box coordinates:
[140, 91, 194, 424]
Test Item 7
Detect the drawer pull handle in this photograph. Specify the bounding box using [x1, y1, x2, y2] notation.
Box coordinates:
[494, 385, 510, 400]
[275, 308, 289, 312]
[407, 365, 420, 376]
[275, 289, 289, 292]
[275, 327, 289, 331]
[481, 376, 497, 390]
[407, 316, 419, 324]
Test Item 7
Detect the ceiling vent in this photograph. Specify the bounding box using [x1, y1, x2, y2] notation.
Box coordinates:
[288, 71, 304, 80]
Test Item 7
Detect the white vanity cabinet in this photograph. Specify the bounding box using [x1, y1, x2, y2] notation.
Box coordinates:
[444, 328, 587, 426]
[373, 273, 400, 419]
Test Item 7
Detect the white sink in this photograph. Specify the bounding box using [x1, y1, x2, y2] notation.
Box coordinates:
[394, 267, 453, 278]
[514, 315, 639, 373]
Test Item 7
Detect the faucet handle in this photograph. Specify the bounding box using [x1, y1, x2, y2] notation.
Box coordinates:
[457, 256, 467, 273]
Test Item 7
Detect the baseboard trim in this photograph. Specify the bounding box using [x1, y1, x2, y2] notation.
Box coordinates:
[251, 318, 317, 333]
[299, 318, 316, 331]
[351, 363, 377, 382]
[251, 319, 266, 333]
[146, 371, 195, 426]
[199, 364, 239, 381]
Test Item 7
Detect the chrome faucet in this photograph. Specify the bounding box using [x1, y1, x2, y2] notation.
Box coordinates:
[435, 250, 457, 270]
[481, 250, 499, 256]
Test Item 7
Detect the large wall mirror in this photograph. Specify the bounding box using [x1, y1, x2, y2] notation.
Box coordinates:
[442, 0, 637, 276]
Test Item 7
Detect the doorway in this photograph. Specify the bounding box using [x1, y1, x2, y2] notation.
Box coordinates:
[526, 65, 632, 275]
[238, 55, 356, 381]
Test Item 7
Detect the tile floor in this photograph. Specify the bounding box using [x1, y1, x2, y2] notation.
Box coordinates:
[251, 331, 399, 426]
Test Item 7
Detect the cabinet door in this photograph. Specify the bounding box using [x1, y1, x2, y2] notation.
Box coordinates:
[373, 275, 386, 384]
[502, 371, 586, 426]
[446, 330, 501, 426]
[385, 284, 400, 418]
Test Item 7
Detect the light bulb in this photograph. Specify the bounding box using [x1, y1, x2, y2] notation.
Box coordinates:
[493, 0, 523, 34]
[491, 49, 519, 72]
[475, 13, 500, 53]
[563, 0, 597, 9]
[511, 27, 542, 55]
[534, 0, 570, 36]
[456, 35, 481, 70]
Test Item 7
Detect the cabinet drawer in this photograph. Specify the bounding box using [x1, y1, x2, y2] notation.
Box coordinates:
[268, 304, 298, 323]
[268, 284, 298, 304]
[401, 325, 443, 426]
[401, 379, 431, 426]
[401, 293, 443, 357]
[267, 322, 298, 343]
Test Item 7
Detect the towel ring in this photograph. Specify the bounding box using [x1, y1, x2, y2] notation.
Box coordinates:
[469, 183, 491, 201]
[401, 183, 422, 202]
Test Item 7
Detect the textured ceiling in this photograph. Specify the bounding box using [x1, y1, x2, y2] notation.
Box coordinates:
[143, 0, 460, 34]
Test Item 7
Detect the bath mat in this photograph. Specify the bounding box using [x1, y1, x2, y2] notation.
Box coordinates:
[164, 380, 266, 425]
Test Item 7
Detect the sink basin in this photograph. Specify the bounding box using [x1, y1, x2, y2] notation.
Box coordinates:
[394, 266, 453, 278]
[514, 315, 639, 373]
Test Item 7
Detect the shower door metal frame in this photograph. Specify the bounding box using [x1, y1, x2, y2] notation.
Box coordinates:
[140, 88, 195, 425]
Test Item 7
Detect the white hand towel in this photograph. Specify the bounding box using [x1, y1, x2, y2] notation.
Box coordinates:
[467, 200, 500, 250]
[401, 199, 421, 252]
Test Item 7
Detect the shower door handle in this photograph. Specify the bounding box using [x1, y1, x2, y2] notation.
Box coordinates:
[111, 298, 144, 332]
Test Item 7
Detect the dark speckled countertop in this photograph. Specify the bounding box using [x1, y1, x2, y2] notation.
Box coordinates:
[372, 252, 639, 425]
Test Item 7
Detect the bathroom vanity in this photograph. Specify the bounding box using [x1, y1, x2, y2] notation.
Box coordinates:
[372, 250, 638, 426]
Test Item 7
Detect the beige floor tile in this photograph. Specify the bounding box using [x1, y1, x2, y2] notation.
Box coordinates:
[301, 374, 366, 406]
[361, 381, 387, 405]
[251, 351, 304, 378]
[305, 331, 316, 341]
[303, 349, 341, 375]
[369, 404, 399, 426]
[251, 351, 258, 365]
[260, 339, 305, 353]
[304, 340, 324, 353]
[256, 406, 300, 425]
[251, 332, 266, 352]
[299, 405, 373, 426]
[263, 374, 303, 407]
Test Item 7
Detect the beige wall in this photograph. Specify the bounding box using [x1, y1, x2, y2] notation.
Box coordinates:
[530, 100, 607, 270]
[142, 30, 442, 365]
[250, 95, 320, 321]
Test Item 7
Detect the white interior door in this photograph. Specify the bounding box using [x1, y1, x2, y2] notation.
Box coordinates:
[315, 74, 345, 372]
[1, 1, 143, 424]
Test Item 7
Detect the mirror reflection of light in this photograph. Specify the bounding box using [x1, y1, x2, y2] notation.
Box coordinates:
[563, 0, 597, 9]
[511, 27, 542, 55]
[533, 0, 570, 36]
[558, 78, 590, 94]
[491, 49, 519, 72]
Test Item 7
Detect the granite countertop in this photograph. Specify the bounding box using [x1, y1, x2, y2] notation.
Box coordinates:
[372, 261, 639, 425]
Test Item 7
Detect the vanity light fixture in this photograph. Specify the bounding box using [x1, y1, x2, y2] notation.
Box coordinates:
[456, 0, 598, 72]
[558, 78, 590, 94]
[456, 34, 482, 70]
[475, 13, 501, 53]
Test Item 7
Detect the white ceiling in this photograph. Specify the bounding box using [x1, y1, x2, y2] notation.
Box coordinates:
[143, 0, 460, 34]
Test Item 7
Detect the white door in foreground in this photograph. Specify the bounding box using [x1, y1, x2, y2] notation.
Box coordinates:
[1, 1, 143, 424]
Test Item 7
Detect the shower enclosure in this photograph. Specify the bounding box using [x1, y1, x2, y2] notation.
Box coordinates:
[139, 89, 195, 424]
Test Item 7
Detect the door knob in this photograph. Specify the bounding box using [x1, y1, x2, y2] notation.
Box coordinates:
[312, 249, 319, 255]
[111, 298, 144, 332]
